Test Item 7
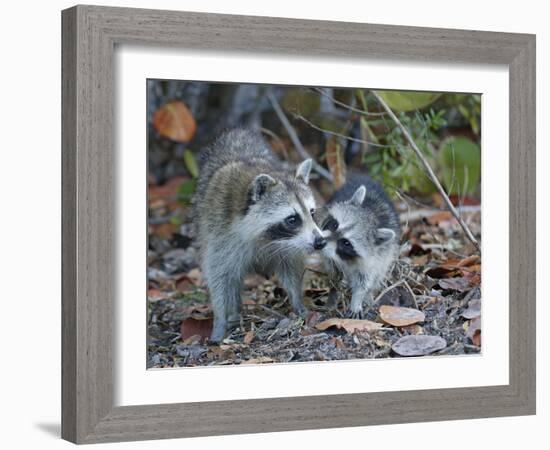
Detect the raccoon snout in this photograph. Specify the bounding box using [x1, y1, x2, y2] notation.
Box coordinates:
[313, 236, 327, 250]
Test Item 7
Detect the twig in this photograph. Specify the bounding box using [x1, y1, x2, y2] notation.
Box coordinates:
[399, 205, 481, 224]
[372, 91, 480, 252]
[374, 280, 405, 305]
[312, 88, 387, 117]
[292, 112, 393, 149]
[256, 303, 286, 319]
[402, 280, 419, 309]
[260, 127, 289, 160]
[267, 91, 333, 182]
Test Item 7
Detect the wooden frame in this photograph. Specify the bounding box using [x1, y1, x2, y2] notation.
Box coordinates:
[62, 5, 536, 444]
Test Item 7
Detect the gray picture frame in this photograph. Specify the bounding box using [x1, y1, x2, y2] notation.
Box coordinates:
[61, 5, 536, 444]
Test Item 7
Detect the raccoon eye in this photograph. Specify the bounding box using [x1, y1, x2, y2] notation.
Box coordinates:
[284, 214, 302, 228]
[340, 238, 352, 247]
[323, 217, 339, 232]
[310, 208, 315, 217]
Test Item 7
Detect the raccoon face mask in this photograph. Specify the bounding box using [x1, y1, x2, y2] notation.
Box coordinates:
[243, 159, 325, 254]
[318, 185, 397, 269]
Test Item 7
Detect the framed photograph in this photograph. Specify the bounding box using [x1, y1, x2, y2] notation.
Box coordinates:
[62, 5, 536, 444]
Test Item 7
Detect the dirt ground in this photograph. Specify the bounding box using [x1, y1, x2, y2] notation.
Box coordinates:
[147, 177, 481, 368]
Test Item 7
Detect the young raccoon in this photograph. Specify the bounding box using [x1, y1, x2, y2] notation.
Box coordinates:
[316, 175, 401, 317]
[194, 129, 326, 342]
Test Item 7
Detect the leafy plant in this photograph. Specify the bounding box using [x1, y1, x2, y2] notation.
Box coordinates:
[375, 91, 441, 112]
[443, 94, 481, 135]
[363, 104, 448, 194]
[438, 136, 481, 196]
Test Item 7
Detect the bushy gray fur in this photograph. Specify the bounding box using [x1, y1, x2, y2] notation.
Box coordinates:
[194, 129, 324, 341]
[316, 174, 401, 317]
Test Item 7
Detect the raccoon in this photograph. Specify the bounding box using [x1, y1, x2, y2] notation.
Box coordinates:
[194, 129, 326, 342]
[316, 175, 401, 317]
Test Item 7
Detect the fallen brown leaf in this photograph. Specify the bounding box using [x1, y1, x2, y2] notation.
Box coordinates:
[375, 285, 416, 308]
[153, 101, 196, 142]
[315, 318, 383, 334]
[392, 335, 447, 356]
[305, 311, 322, 327]
[150, 223, 178, 240]
[466, 317, 481, 346]
[180, 317, 213, 341]
[186, 268, 203, 286]
[147, 288, 168, 302]
[461, 298, 481, 319]
[425, 266, 463, 279]
[426, 211, 453, 226]
[457, 255, 481, 267]
[148, 176, 188, 200]
[379, 305, 425, 327]
[183, 304, 212, 320]
[243, 330, 255, 345]
[242, 357, 274, 365]
[438, 277, 471, 292]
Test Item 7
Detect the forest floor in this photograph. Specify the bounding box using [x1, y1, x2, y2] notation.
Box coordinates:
[147, 175, 482, 368]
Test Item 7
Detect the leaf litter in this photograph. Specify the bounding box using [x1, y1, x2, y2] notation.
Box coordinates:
[147, 175, 482, 368]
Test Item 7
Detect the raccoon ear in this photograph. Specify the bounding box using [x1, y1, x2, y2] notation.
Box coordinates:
[249, 174, 277, 203]
[295, 159, 312, 184]
[349, 185, 366, 206]
[375, 228, 396, 245]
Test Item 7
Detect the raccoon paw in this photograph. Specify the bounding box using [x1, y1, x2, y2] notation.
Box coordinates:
[293, 304, 309, 318]
[210, 324, 227, 344]
[346, 308, 365, 319]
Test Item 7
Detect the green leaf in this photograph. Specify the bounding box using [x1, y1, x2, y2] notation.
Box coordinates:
[183, 149, 199, 179]
[177, 179, 197, 203]
[170, 216, 183, 226]
[375, 91, 442, 112]
[281, 88, 320, 117]
[438, 136, 481, 196]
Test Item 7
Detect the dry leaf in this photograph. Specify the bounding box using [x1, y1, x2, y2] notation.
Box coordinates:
[183, 304, 212, 320]
[467, 317, 481, 346]
[242, 356, 274, 365]
[180, 317, 212, 341]
[392, 335, 447, 356]
[426, 211, 453, 225]
[148, 176, 188, 200]
[438, 277, 471, 292]
[461, 298, 481, 319]
[147, 288, 168, 302]
[243, 330, 255, 345]
[305, 311, 322, 327]
[457, 255, 481, 267]
[315, 318, 383, 334]
[379, 305, 425, 327]
[375, 285, 416, 308]
[150, 222, 178, 240]
[153, 101, 196, 142]
[425, 266, 462, 279]
[186, 268, 203, 286]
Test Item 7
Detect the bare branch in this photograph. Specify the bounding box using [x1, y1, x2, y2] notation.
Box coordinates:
[372, 91, 480, 252]
[292, 112, 394, 149]
[260, 127, 289, 160]
[267, 91, 333, 182]
[399, 205, 481, 224]
[312, 88, 387, 117]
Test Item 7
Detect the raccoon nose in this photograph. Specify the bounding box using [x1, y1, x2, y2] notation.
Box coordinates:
[313, 236, 327, 250]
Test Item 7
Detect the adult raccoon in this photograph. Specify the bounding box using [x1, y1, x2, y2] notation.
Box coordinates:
[194, 129, 326, 341]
